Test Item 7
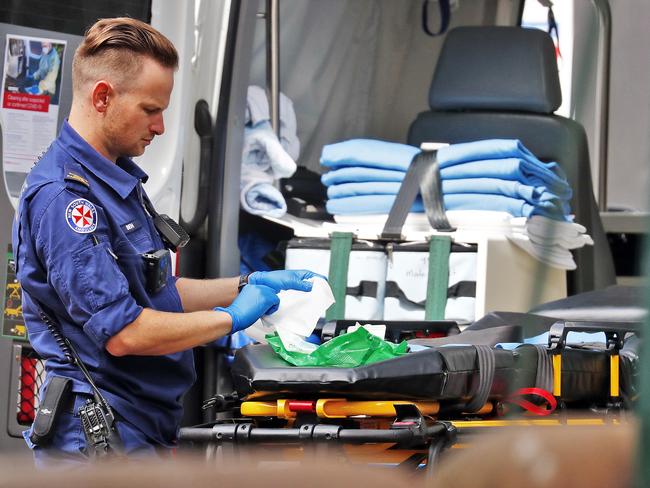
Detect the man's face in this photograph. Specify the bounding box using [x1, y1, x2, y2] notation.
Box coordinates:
[41, 42, 51, 55]
[103, 57, 174, 159]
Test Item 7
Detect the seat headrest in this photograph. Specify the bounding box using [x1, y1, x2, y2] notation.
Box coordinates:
[429, 26, 562, 114]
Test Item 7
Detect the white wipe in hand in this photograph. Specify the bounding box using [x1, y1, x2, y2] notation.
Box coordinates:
[246, 277, 334, 352]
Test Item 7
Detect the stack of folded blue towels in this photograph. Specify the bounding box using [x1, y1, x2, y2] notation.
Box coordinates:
[320, 139, 573, 221]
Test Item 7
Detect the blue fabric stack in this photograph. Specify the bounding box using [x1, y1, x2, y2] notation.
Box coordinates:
[240, 86, 300, 218]
[320, 139, 573, 221]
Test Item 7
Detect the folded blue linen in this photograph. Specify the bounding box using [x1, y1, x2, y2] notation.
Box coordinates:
[321, 167, 406, 186]
[246, 86, 300, 160]
[243, 123, 297, 179]
[320, 138, 572, 199]
[439, 158, 572, 200]
[327, 178, 571, 214]
[241, 182, 287, 218]
[438, 139, 567, 178]
[325, 193, 570, 220]
[321, 160, 571, 201]
[321, 138, 567, 178]
[321, 139, 420, 171]
[326, 195, 423, 215]
[327, 182, 403, 198]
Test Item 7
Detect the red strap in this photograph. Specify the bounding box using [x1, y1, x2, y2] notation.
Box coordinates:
[506, 387, 557, 416]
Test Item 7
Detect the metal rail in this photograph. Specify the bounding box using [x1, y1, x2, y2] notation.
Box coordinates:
[591, 0, 612, 212]
[266, 0, 280, 137]
[179, 422, 451, 445]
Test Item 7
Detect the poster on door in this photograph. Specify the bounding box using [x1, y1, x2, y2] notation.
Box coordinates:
[1, 34, 66, 207]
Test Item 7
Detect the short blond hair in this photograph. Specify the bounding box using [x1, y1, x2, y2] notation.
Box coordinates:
[72, 17, 178, 93]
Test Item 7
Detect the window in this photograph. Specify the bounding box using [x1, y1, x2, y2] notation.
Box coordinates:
[521, 0, 574, 117]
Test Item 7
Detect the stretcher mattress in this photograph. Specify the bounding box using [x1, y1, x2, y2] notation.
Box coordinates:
[232, 344, 515, 402]
[231, 321, 639, 407]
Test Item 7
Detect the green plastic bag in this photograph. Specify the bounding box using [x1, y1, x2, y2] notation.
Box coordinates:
[267, 327, 408, 367]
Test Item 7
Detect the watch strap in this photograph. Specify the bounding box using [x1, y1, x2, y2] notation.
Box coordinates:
[238, 273, 251, 292]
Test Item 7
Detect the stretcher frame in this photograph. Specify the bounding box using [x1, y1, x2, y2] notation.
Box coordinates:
[180, 320, 640, 474]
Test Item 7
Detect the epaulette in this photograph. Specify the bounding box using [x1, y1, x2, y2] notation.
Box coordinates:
[63, 161, 90, 193]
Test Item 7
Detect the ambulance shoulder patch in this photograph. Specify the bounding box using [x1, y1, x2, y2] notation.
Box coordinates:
[65, 198, 98, 234]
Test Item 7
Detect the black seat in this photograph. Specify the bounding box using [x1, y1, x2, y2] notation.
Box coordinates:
[407, 26, 616, 295]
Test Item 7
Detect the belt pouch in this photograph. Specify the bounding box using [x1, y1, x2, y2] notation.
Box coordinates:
[29, 376, 72, 446]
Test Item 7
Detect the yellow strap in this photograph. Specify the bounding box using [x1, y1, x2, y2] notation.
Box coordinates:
[610, 354, 620, 398]
[552, 354, 562, 397]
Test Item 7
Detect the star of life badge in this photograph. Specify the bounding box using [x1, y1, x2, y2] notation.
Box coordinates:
[66, 199, 98, 234]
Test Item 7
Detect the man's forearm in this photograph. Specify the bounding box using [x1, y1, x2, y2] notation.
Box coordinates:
[106, 307, 233, 356]
[175, 276, 239, 312]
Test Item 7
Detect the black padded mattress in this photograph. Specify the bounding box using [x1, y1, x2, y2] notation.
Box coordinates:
[231, 344, 515, 402]
[231, 341, 638, 407]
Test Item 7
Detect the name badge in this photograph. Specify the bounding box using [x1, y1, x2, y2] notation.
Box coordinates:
[121, 220, 142, 234]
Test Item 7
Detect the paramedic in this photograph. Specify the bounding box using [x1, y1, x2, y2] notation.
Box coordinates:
[12, 17, 317, 465]
[30, 41, 61, 96]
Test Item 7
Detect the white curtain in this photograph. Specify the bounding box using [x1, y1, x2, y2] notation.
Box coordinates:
[248, 0, 495, 172]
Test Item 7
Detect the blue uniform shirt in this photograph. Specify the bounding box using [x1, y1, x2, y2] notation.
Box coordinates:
[12, 121, 196, 447]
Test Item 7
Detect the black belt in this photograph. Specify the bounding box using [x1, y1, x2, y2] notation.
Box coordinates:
[346, 280, 476, 303]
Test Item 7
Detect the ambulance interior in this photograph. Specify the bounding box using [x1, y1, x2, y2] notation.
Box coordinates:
[0, 0, 649, 481]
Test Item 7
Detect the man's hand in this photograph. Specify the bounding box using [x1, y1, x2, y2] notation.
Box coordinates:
[248, 270, 325, 292]
[215, 284, 279, 333]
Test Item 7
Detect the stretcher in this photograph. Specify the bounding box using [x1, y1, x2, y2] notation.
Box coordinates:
[180, 314, 640, 474]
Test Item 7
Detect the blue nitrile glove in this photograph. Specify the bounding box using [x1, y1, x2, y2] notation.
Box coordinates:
[248, 269, 326, 292]
[215, 284, 279, 333]
[305, 333, 321, 345]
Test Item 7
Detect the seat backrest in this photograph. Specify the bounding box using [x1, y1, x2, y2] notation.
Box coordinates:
[408, 26, 615, 295]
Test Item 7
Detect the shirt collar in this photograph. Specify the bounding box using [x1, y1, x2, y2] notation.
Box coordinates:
[57, 120, 149, 199]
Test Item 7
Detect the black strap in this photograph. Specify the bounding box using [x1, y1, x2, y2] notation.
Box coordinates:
[534, 345, 554, 393]
[346, 280, 378, 298]
[419, 151, 455, 232]
[464, 345, 496, 413]
[447, 281, 476, 299]
[138, 184, 190, 251]
[381, 150, 454, 240]
[346, 280, 476, 303]
[381, 153, 425, 240]
[422, 0, 451, 37]
[138, 184, 159, 219]
[381, 280, 476, 306]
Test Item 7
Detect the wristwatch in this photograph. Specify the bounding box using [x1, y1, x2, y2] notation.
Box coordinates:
[237, 273, 251, 293]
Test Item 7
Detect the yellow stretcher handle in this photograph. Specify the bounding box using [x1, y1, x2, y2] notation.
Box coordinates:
[315, 399, 440, 419]
[240, 399, 441, 419]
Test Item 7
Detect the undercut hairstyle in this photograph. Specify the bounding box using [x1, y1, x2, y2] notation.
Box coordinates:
[72, 17, 178, 95]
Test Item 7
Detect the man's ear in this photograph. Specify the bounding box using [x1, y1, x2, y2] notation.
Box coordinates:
[91, 81, 113, 114]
